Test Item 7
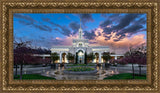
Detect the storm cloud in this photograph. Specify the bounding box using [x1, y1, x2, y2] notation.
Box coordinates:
[113, 14, 140, 30]
[15, 14, 52, 32]
[101, 14, 146, 41]
[79, 14, 94, 23]
[32, 24, 52, 32]
[100, 20, 112, 28]
[14, 13, 146, 53]
[14, 14, 36, 24]
[84, 30, 96, 40]
[42, 17, 72, 36]
[69, 22, 80, 35]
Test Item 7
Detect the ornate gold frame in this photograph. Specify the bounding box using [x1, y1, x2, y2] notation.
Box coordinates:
[0, 0, 159, 92]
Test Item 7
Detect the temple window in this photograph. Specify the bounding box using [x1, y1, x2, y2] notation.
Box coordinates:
[79, 43, 83, 47]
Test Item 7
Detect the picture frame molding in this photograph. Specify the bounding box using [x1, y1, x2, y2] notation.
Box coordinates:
[0, 0, 159, 92]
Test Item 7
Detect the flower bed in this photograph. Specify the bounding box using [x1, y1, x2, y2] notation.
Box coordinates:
[63, 67, 97, 75]
[66, 67, 95, 72]
[65, 63, 96, 69]
[67, 63, 95, 66]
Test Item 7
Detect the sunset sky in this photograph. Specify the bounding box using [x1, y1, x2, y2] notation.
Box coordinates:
[13, 13, 147, 54]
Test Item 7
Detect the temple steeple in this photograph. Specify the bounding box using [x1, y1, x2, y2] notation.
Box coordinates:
[79, 18, 83, 39]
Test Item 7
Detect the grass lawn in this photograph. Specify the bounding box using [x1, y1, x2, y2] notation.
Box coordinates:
[104, 73, 146, 80]
[14, 74, 56, 80]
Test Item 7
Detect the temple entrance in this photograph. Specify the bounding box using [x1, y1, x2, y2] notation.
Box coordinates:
[62, 53, 67, 63]
[95, 53, 99, 64]
[76, 50, 84, 64]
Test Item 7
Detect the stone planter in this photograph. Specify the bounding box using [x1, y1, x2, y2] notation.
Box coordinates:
[63, 69, 98, 75]
[65, 65, 96, 69]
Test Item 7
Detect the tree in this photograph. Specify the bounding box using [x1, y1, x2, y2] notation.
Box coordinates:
[87, 52, 95, 63]
[75, 52, 78, 64]
[50, 53, 59, 69]
[138, 56, 146, 75]
[102, 52, 111, 63]
[51, 53, 59, 63]
[117, 58, 128, 65]
[85, 51, 87, 64]
[135, 44, 147, 75]
[14, 45, 35, 79]
[109, 59, 119, 65]
[14, 40, 33, 79]
[14, 39, 48, 79]
[67, 53, 74, 63]
[124, 44, 146, 79]
[124, 46, 137, 79]
[43, 58, 51, 65]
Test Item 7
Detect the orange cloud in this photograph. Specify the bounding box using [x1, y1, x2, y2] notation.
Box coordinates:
[54, 27, 146, 54]
[89, 27, 146, 54]
[61, 34, 79, 46]
[56, 37, 61, 40]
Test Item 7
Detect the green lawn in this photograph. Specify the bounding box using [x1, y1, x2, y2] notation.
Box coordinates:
[14, 74, 56, 80]
[104, 73, 146, 80]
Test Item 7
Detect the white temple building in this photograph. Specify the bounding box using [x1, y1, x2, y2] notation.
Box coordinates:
[50, 21, 110, 64]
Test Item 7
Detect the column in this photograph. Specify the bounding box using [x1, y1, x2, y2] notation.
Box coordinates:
[65, 54, 68, 63]
[66, 53, 68, 63]
[67, 59, 69, 63]
[102, 58, 103, 63]
[99, 53, 101, 63]
[60, 53, 62, 63]
[115, 56, 117, 60]
[92, 52, 95, 63]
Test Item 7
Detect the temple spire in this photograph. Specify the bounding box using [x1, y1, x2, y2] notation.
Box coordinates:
[79, 18, 83, 39]
[80, 18, 81, 29]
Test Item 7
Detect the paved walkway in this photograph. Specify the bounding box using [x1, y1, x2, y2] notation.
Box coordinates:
[13, 64, 147, 80]
[14, 66, 51, 75]
[109, 65, 146, 74]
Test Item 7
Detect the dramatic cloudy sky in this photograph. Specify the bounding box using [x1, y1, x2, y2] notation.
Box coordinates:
[13, 13, 147, 54]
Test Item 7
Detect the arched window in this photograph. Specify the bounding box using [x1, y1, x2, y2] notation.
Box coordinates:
[79, 43, 83, 47]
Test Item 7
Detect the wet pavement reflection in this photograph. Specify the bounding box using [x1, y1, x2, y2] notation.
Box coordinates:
[41, 65, 119, 80]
